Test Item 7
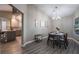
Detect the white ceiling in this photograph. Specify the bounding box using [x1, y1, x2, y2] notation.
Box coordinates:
[0, 4, 12, 12]
[33, 4, 79, 18]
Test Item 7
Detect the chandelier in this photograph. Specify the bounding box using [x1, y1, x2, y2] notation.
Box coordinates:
[52, 6, 61, 20]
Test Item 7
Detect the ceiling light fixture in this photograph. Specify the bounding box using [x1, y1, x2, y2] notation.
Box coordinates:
[52, 6, 61, 20]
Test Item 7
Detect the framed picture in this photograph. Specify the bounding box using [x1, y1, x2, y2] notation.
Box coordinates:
[35, 19, 41, 28]
[74, 17, 79, 35]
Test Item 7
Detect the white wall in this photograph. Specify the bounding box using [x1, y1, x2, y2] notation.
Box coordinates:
[26, 5, 53, 42]
[52, 15, 74, 37]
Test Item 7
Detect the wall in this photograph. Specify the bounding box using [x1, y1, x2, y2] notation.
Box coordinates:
[0, 11, 12, 19]
[11, 14, 22, 30]
[26, 5, 53, 42]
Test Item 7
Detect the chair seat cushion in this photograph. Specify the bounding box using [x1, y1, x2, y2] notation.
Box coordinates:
[60, 39, 64, 41]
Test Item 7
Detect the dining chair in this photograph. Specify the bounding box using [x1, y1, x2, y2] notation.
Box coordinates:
[58, 33, 68, 49]
[47, 34, 58, 48]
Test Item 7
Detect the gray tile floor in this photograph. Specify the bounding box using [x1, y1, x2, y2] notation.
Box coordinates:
[23, 39, 79, 54]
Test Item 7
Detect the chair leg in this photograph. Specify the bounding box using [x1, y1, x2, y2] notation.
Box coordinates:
[66, 41, 68, 46]
[64, 41, 68, 49]
[58, 43, 61, 48]
[65, 45, 67, 49]
[53, 41, 55, 48]
[57, 40, 61, 48]
[47, 39, 49, 45]
[50, 40, 53, 46]
[64, 43, 67, 49]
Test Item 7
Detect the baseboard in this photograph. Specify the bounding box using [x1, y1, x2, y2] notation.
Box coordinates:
[42, 36, 48, 39]
[68, 37, 79, 45]
[21, 36, 48, 47]
[22, 40, 35, 47]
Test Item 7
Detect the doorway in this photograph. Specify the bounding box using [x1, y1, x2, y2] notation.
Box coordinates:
[9, 4, 24, 45]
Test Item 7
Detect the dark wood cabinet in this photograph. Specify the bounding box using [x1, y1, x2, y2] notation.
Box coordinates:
[0, 31, 16, 43]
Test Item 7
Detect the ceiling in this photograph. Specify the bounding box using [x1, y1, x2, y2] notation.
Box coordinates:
[33, 4, 79, 18]
[0, 4, 12, 12]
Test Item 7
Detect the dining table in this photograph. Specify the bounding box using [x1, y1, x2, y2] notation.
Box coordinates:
[47, 32, 68, 49]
